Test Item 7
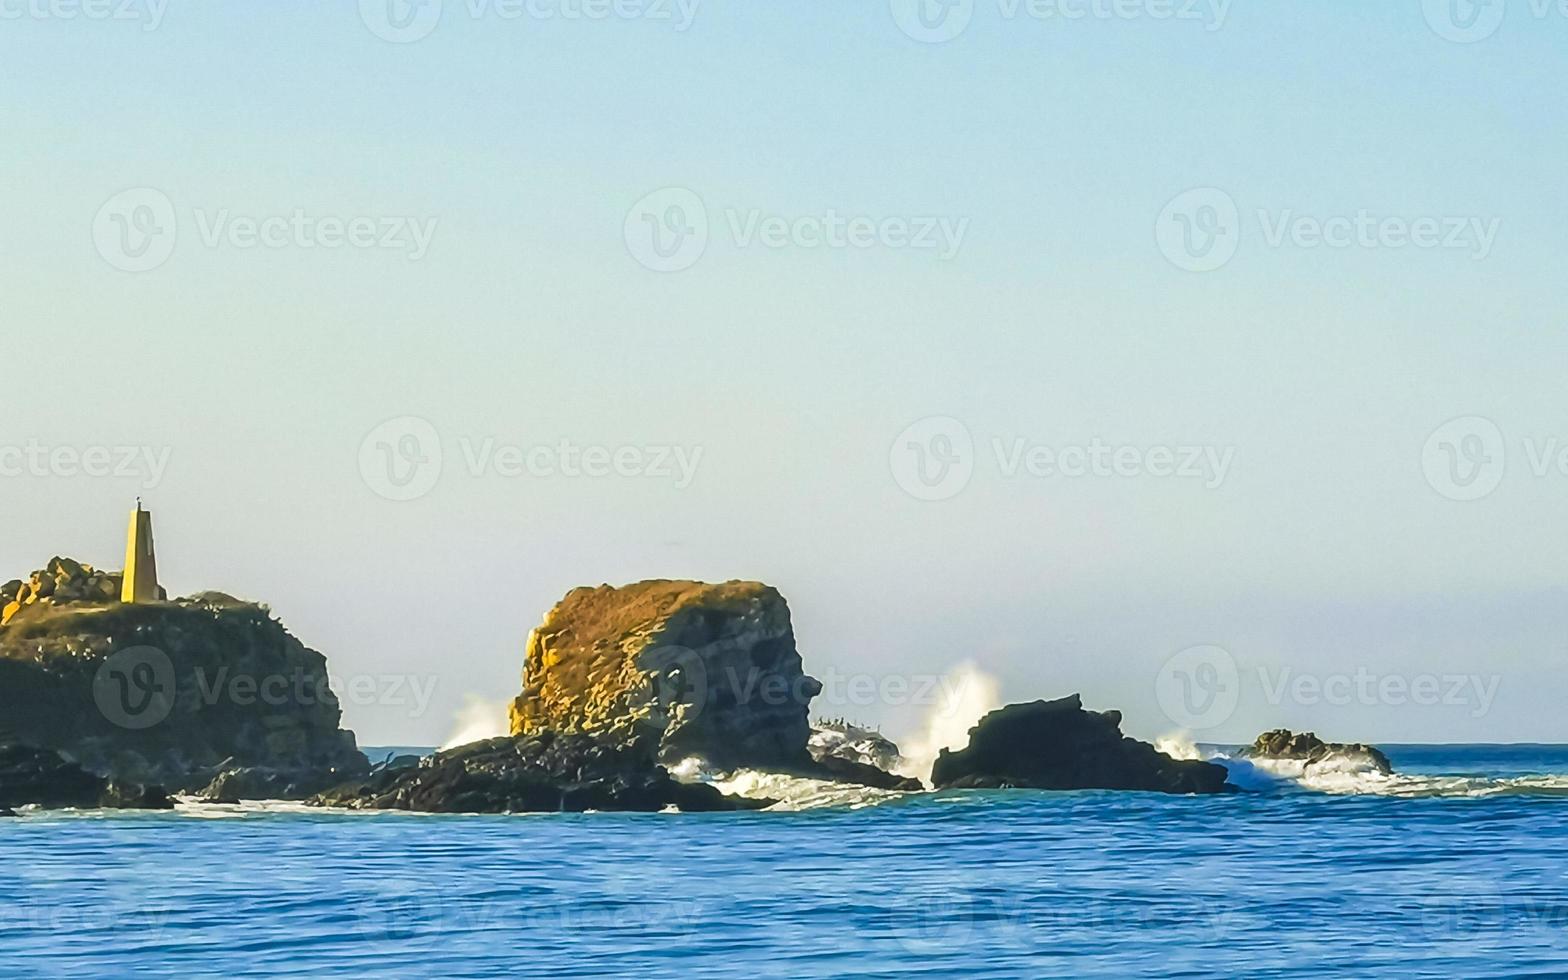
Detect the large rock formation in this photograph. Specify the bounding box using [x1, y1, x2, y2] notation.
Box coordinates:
[509, 580, 823, 770]
[1241, 729, 1393, 776]
[313, 732, 766, 814]
[931, 695, 1231, 794]
[0, 744, 173, 811]
[0, 564, 367, 797]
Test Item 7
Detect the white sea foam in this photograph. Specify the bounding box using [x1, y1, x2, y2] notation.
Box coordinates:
[1196, 747, 1568, 799]
[892, 662, 1002, 787]
[670, 757, 907, 811]
[440, 695, 511, 750]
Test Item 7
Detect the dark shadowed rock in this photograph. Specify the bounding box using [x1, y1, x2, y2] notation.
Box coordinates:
[807, 754, 923, 791]
[198, 764, 365, 802]
[0, 744, 173, 810]
[312, 733, 772, 814]
[1241, 730, 1393, 775]
[930, 695, 1231, 794]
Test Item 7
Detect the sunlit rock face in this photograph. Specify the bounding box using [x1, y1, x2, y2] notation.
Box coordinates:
[509, 580, 823, 770]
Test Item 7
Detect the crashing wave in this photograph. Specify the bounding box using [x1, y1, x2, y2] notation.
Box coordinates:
[1153, 736, 1568, 799]
[669, 757, 908, 811]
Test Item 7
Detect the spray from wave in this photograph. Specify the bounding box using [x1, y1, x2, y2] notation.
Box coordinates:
[440, 695, 511, 751]
[893, 662, 1002, 787]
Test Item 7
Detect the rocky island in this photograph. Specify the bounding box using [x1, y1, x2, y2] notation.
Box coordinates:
[931, 695, 1232, 794]
[320, 579, 921, 813]
[1240, 729, 1394, 776]
[0, 551, 367, 802]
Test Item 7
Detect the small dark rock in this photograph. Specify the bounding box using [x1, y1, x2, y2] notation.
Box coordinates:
[311, 733, 770, 814]
[0, 744, 173, 810]
[1241, 729, 1393, 775]
[804, 755, 922, 792]
[930, 695, 1231, 795]
[198, 765, 365, 802]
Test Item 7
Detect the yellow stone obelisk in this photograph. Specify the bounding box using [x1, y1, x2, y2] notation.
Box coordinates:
[121, 499, 160, 604]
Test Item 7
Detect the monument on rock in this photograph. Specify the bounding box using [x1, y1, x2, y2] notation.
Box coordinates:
[121, 499, 160, 604]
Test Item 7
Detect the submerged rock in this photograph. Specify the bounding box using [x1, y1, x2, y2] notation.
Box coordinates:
[930, 695, 1231, 794]
[0, 744, 173, 810]
[197, 765, 364, 802]
[509, 580, 823, 770]
[312, 733, 769, 814]
[1241, 730, 1393, 775]
[0, 578, 368, 797]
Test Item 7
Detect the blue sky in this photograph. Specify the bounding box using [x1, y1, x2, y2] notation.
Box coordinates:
[3, 1, 1566, 746]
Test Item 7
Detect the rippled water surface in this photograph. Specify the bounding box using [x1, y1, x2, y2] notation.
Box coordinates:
[4, 745, 1568, 978]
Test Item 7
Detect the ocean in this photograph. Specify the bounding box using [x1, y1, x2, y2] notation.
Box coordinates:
[3, 744, 1567, 978]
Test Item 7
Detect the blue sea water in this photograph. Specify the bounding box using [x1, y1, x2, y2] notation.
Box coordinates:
[3, 745, 1568, 978]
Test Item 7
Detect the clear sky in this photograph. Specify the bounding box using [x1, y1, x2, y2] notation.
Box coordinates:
[3, 1, 1566, 747]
